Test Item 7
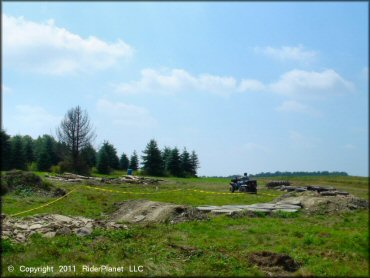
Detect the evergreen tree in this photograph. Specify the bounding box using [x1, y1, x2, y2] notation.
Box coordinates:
[34, 135, 60, 166]
[119, 153, 129, 170]
[96, 141, 119, 174]
[10, 135, 27, 170]
[37, 136, 55, 171]
[81, 143, 97, 168]
[104, 143, 119, 170]
[142, 139, 164, 176]
[180, 148, 192, 177]
[189, 151, 199, 177]
[22, 135, 34, 164]
[129, 151, 139, 171]
[97, 147, 111, 174]
[37, 151, 52, 171]
[161, 146, 172, 174]
[168, 147, 182, 177]
[0, 129, 12, 170]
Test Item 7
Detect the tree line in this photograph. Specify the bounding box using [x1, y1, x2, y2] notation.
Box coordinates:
[0, 106, 199, 177]
[248, 171, 348, 177]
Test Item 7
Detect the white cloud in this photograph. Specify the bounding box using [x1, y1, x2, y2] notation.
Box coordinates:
[269, 69, 354, 98]
[276, 100, 321, 117]
[115, 68, 264, 96]
[238, 79, 265, 92]
[254, 45, 318, 63]
[8, 105, 62, 137]
[96, 99, 157, 128]
[3, 14, 133, 75]
[115, 68, 353, 100]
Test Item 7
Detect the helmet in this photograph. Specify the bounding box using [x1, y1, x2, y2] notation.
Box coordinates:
[244, 172, 248, 176]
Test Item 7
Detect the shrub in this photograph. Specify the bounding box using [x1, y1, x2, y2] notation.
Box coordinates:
[1, 170, 51, 194]
[51, 165, 61, 174]
[0, 180, 9, 196]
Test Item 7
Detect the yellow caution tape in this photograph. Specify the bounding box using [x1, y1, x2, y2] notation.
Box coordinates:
[10, 189, 77, 217]
[8, 185, 279, 217]
[83, 186, 183, 195]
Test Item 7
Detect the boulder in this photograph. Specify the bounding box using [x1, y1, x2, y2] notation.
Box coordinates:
[76, 226, 93, 237]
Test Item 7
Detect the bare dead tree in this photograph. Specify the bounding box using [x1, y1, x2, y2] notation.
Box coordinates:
[57, 106, 96, 171]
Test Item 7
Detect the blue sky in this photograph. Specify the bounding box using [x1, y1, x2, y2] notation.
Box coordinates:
[2, 2, 368, 176]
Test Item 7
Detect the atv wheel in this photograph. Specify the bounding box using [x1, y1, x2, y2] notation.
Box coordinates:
[229, 186, 235, 193]
[239, 186, 247, 192]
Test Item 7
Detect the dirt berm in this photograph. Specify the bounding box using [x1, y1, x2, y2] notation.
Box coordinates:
[110, 200, 208, 224]
[274, 190, 368, 214]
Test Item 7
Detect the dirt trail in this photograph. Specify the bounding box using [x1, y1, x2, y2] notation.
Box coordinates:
[110, 200, 208, 224]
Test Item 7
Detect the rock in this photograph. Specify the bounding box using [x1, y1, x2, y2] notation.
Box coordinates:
[14, 223, 29, 230]
[336, 191, 349, 196]
[247, 203, 276, 210]
[197, 206, 221, 211]
[16, 233, 26, 242]
[272, 209, 299, 213]
[276, 199, 302, 206]
[52, 214, 73, 222]
[76, 227, 93, 237]
[320, 191, 337, 196]
[274, 204, 301, 210]
[294, 187, 307, 192]
[29, 224, 43, 230]
[283, 186, 296, 192]
[245, 208, 271, 213]
[56, 227, 72, 235]
[133, 215, 146, 222]
[43, 232, 56, 238]
[211, 209, 241, 215]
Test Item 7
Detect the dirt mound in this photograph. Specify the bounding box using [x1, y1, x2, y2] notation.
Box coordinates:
[46, 173, 162, 185]
[1, 170, 65, 197]
[2, 214, 128, 243]
[248, 251, 300, 275]
[110, 200, 208, 224]
[274, 191, 368, 214]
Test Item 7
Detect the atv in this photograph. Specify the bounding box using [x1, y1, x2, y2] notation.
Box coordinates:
[229, 174, 257, 194]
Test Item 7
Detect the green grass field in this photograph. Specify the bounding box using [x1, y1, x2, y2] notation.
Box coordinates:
[1, 174, 369, 277]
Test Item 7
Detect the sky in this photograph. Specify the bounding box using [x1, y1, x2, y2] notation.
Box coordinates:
[2, 2, 369, 177]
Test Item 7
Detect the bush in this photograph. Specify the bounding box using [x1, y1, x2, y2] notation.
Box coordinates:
[51, 165, 61, 174]
[58, 161, 71, 173]
[1, 170, 51, 194]
[0, 180, 9, 196]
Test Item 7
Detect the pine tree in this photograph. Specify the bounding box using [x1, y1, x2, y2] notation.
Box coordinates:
[119, 153, 129, 171]
[168, 147, 182, 177]
[81, 143, 97, 168]
[96, 141, 119, 173]
[22, 135, 34, 164]
[97, 147, 110, 174]
[161, 146, 172, 174]
[189, 150, 199, 177]
[129, 151, 139, 171]
[0, 129, 12, 170]
[37, 151, 52, 171]
[104, 143, 119, 170]
[37, 136, 55, 171]
[10, 135, 27, 170]
[180, 148, 192, 177]
[142, 139, 164, 176]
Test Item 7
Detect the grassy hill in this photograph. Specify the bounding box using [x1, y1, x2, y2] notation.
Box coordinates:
[1, 173, 368, 277]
